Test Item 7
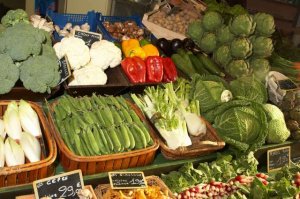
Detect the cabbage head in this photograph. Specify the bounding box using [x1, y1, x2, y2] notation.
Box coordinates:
[229, 14, 256, 37]
[225, 59, 251, 78]
[213, 100, 268, 153]
[251, 36, 274, 58]
[202, 11, 223, 32]
[187, 20, 204, 47]
[253, 13, 275, 37]
[213, 45, 232, 67]
[190, 74, 230, 114]
[249, 58, 270, 81]
[230, 76, 268, 104]
[199, 32, 217, 54]
[216, 25, 235, 45]
[230, 38, 252, 59]
[263, 104, 290, 144]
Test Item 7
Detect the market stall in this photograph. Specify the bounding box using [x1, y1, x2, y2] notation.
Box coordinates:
[0, 0, 300, 198]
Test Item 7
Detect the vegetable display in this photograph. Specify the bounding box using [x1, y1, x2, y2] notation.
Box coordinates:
[131, 79, 205, 150]
[52, 95, 154, 156]
[0, 11, 60, 94]
[0, 100, 43, 167]
[187, 9, 275, 80]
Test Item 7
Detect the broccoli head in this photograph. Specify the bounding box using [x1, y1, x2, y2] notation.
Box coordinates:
[1, 9, 29, 28]
[20, 54, 60, 93]
[0, 23, 45, 61]
[0, 53, 19, 94]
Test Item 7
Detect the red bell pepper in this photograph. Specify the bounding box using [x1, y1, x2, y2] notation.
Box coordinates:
[162, 57, 178, 82]
[121, 57, 146, 83]
[145, 56, 164, 83]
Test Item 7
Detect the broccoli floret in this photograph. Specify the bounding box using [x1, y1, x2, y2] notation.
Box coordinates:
[0, 53, 19, 94]
[20, 54, 60, 93]
[0, 23, 45, 61]
[1, 9, 29, 28]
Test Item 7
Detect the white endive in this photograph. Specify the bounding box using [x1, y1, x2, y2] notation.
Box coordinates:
[4, 137, 25, 166]
[0, 137, 5, 167]
[20, 132, 41, 163]
[19, 100, 42, 137]
[0, 119, 6, 139]
[4, 101, 22, 140]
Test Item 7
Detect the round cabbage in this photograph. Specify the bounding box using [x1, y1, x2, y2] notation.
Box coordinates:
[213, 45, 232, 67]
[199, 32, 217, 54]
[230, 38, 253, 59]
[202, 11, 223, 32]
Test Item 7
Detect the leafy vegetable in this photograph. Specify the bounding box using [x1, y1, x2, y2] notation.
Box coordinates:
[190, 74, 231, 114]
[230, 38, 252, 59]
[230, 76, 268, 104]
[229, 14, 256, 37]
[253, 13, 275, 37]
[213, 100, 268, 153]
[201, 11, 223, 32]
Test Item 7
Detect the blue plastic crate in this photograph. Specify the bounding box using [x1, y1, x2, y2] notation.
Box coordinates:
[98, 15, 153, 42]
[46, 10, 101, 41]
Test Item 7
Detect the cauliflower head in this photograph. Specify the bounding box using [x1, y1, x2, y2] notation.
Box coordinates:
[0, 53, 19, 94]
[0, 23, 45, 61]
[53, 37, 90, 70]
[1, 9, 29, 28]
[20, 55, 60, 93]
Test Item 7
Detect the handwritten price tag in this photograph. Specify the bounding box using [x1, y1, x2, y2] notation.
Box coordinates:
[33, 170, 84, 199]
[108, 172, 147, 189]
[267, 146, 291, 172]
[74, 30, 102, 48]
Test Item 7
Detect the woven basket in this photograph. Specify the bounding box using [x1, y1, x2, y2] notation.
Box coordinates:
[0, 101, 57, 187]
[94, 175, 175, 199]
[151, 117, 225, 160]
[47, 100, 159, 176]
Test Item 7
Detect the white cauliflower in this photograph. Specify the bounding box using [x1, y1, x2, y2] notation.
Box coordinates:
[68, 63, 108, 86]
[53, 37, 90, 70]
[89, 40, 122, 70]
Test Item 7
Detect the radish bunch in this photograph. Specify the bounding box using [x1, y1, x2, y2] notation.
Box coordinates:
[175, 174, 269, 199]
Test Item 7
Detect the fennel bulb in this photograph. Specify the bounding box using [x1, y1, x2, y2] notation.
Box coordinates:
[20, 132, 41, 162]
[4, 137, 25, 166]
[4, 101, 22, 140]
[19, 100, 42, 137]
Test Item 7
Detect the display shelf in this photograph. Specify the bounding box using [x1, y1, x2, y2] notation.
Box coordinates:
[0, 153, 217, 198]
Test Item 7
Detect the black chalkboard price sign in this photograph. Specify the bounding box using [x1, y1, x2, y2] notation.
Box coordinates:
[58, 56, 71, 85]
[108, 172, 147, 189]
[74, 30, 102, 48]
[267, 146, 291, 172]
[33, 170, 84, 199]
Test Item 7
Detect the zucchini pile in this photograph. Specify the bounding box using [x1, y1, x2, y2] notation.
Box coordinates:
[53, 95, 154, 156]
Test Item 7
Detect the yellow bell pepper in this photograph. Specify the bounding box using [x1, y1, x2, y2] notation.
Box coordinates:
[142, 44, 160, 57]
[122, 39, 140, 57]
[128, 46, 146, 59]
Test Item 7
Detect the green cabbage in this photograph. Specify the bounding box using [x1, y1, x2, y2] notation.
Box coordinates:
[199, 32, 217, 54]
[216, 25, 235, 45]
[251, 36, 274, 58]
[229, 14, 256, 37]
[202, 11, 223, 32]
[190, 74, 230, 114]
[263, 104, 290, 144]
[253, 13, 275, 37]
[250, 58, 270, 81]
[230, 76, 267, 104]
[213, 100, 268, 153]
[230, 38, 253, 59]
[213, 45, 232, 67]
[225, 59, 251, 78]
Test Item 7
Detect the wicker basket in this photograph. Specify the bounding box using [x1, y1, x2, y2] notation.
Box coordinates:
[151, 117, 225, 160]
[94, 175, 175, 199]
[0, 101, 57, 187]
[47, 99, 159, 176]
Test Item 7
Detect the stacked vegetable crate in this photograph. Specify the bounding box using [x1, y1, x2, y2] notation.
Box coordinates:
[0, 101, 57, 187]
[48, 95, 159, 175]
